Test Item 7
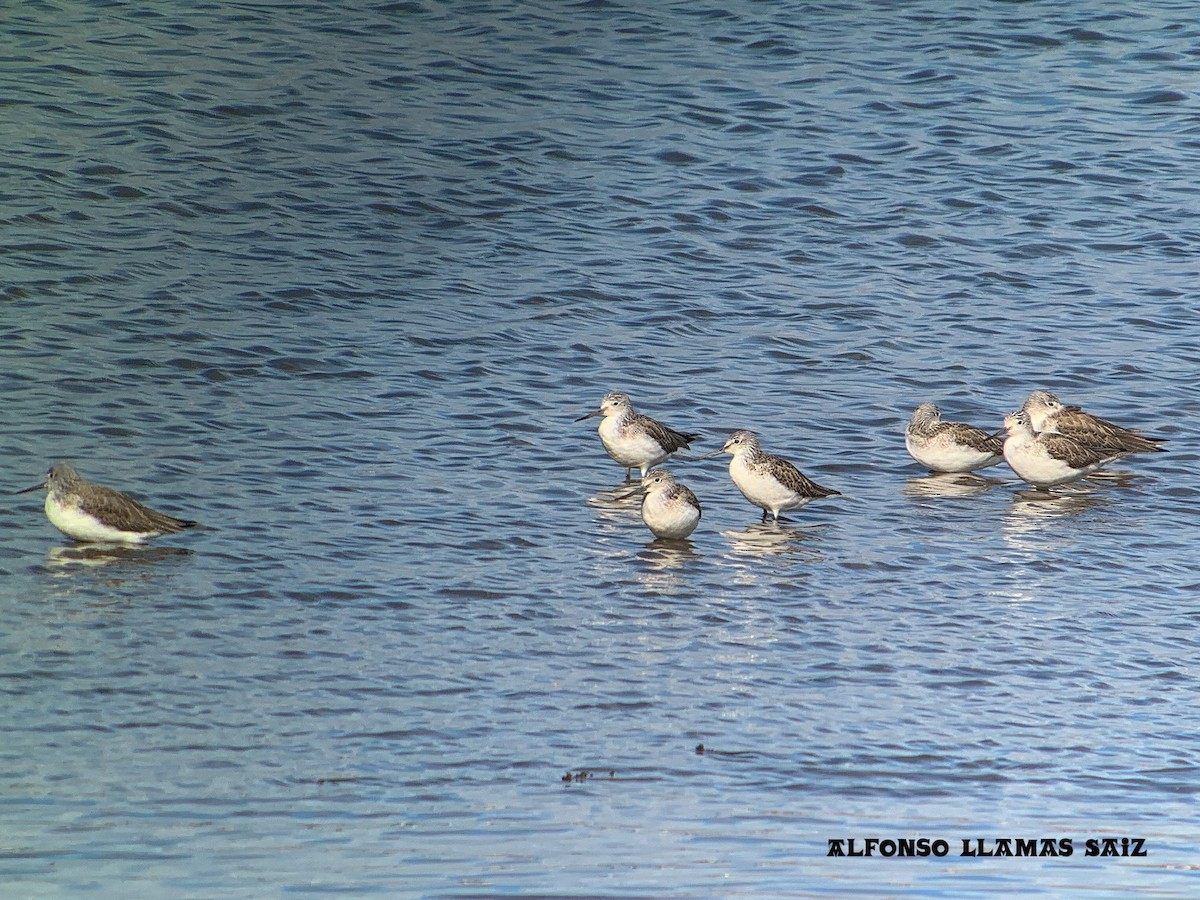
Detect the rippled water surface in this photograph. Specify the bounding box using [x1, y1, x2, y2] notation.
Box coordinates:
[3, 1, 1200, 896]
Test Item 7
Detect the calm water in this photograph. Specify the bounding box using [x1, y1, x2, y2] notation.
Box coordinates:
[3, 0, 1200, 896]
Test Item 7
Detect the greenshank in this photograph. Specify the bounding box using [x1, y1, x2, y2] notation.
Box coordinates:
[998, 411, 1125, 488]
[621, 468, 701, 540]
[18, 463, 197, 543]
[709, 430, 839, 523]
[576, 391, 700, 482]
[905, 403, 1004, 473]
[1022, 390, 1165, 455]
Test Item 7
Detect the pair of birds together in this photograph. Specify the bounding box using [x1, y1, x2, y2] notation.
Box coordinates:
[578, 389, 1167, 542]
[576, 391, 840, 540]
[906, 390, 1166, 486]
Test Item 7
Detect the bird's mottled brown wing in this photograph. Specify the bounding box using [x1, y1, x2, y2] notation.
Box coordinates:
[765, 454, 840, 499]
[666, 483, 702, 513]
[1052, 407, 1165, 452]
[635, 413, 699, 453]
[941, 421, 1004, 455]
[1040, 433, 1124, 469]
[77, 484, 197, 535]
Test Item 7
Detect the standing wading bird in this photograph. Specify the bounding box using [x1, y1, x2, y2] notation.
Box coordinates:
[16, 462, 198, 543]
[576, 391, 700, 482]
[998, 411, 1126, 489]
[905, 402, 1005, 473]
[618, 468, 702, 540]
[704, 430, 839, 523]
[1021, 390, 1166, 455]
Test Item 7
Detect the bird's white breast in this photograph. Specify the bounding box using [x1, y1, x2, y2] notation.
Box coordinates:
[46, 495, 151, 543]
[906, 431, 998, 473]
[1003, 433, 1086, 487]
[641, 490, 699, 539]
[598, 415, 666, 468]
[730, 455, 799, 511]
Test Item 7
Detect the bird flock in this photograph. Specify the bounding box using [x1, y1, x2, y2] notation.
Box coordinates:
[14, 390, 1166, 548]
[578, 390, 1167, 541]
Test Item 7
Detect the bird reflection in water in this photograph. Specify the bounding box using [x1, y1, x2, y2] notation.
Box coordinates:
[1010, 486, 1106, 512]
[1008, 467, 1142, 513]
[636, 537, 700, 570]
[1002, 485, 1107, 552]
[631, 537, 702, 593]
[723, 521, 827, 561]
[1082, 469, 1142, 488]
[586, 481, 643, 529]
[44, 542, 192, 573]
[903, 472, 1005, 499]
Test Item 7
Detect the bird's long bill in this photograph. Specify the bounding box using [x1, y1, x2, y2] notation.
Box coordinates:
[14, 481, 46, 495]
[574, 409, 602, 422]
[987, 428, 1007, 440]
[688, 448, 725, 461]
[614, 487, 643, 501]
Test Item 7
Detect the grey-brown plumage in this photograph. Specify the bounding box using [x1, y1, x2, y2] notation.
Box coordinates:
[1039, 432, 1123, 469]
[576, 391, 700, 480]
[635, 468, 701, 539]
[718, 430, 839, 522]
[763, 454, 840, 500]
[944, 422, 1002, 454]
[18, 462, 198, 543]
[905, 403, 1004, 472]
[1022, 390, 1165, 454]
[1001, 410, 1125, 488]
[621, 410, 698, 457]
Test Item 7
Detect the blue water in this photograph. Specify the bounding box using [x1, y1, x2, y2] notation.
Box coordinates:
[3, 1, 1200, 896]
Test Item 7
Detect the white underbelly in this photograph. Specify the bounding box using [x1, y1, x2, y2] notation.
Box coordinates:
[599, 418, 667, 469]
[906, 433, 999, 473]
[1004, 439, 1098, 488]
[641, 492, 699, 539]
[730, 458, 802, 512]
[46, 497, 150, 543]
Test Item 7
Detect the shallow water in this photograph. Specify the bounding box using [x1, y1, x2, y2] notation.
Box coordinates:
[3, 0, 1200, 896]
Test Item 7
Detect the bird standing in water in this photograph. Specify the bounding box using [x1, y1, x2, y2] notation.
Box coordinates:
[576, 391, 700, 481]
[709, 430, 839, 523]
[998, 411, 1125, 489]
[622, 468, 702, 540]
[1021, 390, 1166, 455]
[17, 462, 197, 543]
[905, 402, 1004, 473]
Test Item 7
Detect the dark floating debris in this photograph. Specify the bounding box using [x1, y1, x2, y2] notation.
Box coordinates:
[695, 743, 705, 754]
[561, 769, 615, 782]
